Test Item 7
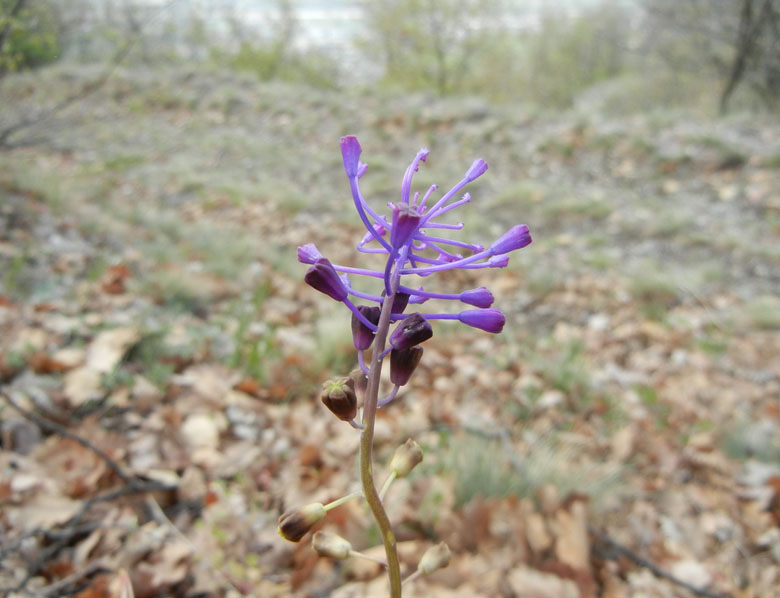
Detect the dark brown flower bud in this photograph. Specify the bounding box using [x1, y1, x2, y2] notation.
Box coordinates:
[389, 438, 423, 478]
[384, 291, 410, 314]
[390, 346, 423, 386]
[351, 305, 381, 349]
[277, 503, 326, 542]
[418, 542, 451, 574]
[320, 377, 357, 422]
[312, 531, 352, 559]
[304, 258, 348, 301]
[389, 313, 433, 351]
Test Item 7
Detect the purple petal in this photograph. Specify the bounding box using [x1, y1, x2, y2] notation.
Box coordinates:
[298, 243, 323, 265]
[340, 136, 362, 177]
[458, 308, 505, 333]
[490, 225, 532, 255]
[464, 159, 488, 182]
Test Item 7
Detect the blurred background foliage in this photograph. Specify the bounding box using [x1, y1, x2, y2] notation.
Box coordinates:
[1, 0, 778, 115]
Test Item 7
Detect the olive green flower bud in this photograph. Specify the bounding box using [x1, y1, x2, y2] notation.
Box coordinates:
[312, 531, 352, 559]
[320, 377, 357, 422]
[389, 438, 423, 478]
[418, 542, 451, 575]
[277, 502, 326, 542]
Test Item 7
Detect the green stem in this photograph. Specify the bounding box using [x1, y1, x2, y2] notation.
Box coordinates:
[360, 284, 402, 598]
[323, 492, 362, 511]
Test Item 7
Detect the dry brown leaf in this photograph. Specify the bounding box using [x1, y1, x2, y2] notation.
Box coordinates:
[86, 327, 140, 374]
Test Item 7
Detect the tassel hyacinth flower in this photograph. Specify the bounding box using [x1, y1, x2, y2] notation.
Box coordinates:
[294, 136, 531, 597]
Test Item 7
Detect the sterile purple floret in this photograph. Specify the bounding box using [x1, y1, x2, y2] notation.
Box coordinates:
[460, 287, 494, 308]
[490, 224, 532, 255]
[458, 308, 506, 333]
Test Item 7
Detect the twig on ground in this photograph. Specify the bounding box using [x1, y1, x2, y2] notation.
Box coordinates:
[0, 388, 177, 596]
[1, 388, 132, 484]
[590, 526, 732, 598]
[33, 560, 108, 598]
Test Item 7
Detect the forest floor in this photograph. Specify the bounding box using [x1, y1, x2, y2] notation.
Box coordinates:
[0, 65, 779, 598]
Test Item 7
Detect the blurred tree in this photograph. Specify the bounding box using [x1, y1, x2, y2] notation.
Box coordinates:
[360, 0, 504, 96]
[0, 0, 60, 77]
[211, 0, 341, 89]
[720, 0, 780, 112]
[520, 2, 628, 108]
[643, 0, 780, 112]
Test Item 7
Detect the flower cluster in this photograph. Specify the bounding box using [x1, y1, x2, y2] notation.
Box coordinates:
[299, 136, 531, 411]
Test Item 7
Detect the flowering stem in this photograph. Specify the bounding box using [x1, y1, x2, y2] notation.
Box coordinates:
[360, 282, 402, 598]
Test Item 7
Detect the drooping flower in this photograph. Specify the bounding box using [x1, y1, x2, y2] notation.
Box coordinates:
[389, 313, 433, 351]
[390, 346, 423, 386]
[278, 503, 326, 542]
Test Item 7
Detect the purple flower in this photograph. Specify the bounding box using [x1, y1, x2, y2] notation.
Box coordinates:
[340, 136, 362, 177]
[390, 346, 424, 386]
[459, 287, 494, 308]
[458, 309, 505, 333]
[390, 203, 422, 251]
[464, 159, 488, 182]
[389, 313, 433, 351]
[490, 225, 532, 255]
[304, 258, 348, 301]
[351, 305, 381, 349]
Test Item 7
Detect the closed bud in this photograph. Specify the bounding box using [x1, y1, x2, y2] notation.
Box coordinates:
[351, 305, 381, 349]
[321, 377, 358, 422]
[489, 224, 532, 255]
[304, 258, 348, 301]
[458, 308, 505, 333]
[390, 203, 422, 251]
[459, 287, 494, 308]
[312, 531, 352, 559]
[387, 291, 410, 314]
[418, 542, 451, 575]
[278, 503, 326, 542]
[389, 438, 423, 478]
[389, 313, 433, 351]
[390, 346, 423, 386]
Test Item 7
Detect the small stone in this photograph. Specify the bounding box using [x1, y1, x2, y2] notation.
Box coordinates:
[181, 414, 220, 450]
